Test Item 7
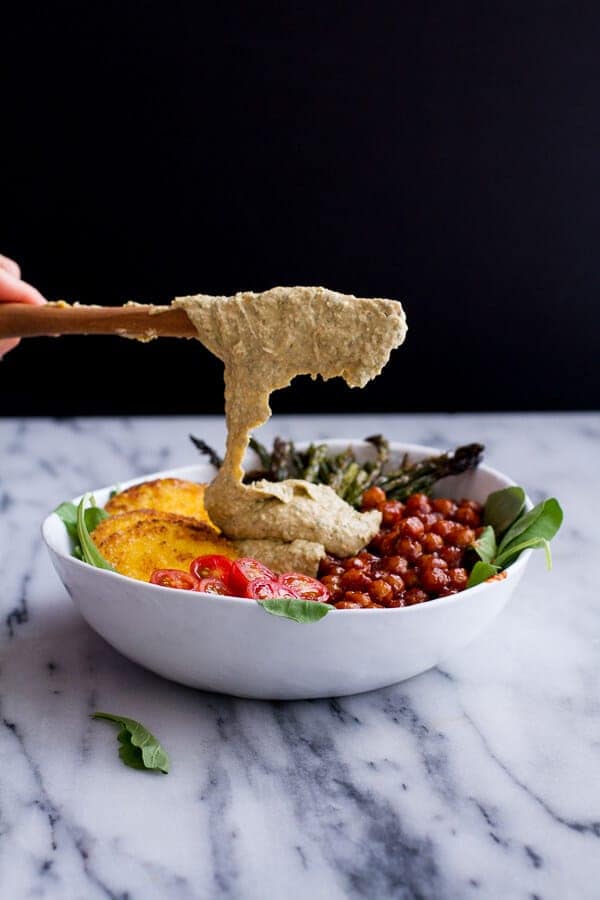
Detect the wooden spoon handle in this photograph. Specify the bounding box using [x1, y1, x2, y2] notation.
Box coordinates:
[0, 302, 197, 340]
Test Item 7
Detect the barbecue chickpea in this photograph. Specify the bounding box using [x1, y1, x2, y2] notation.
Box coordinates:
[405, 588, 428, 605]
[420, 566, 450, 593]
[432, 519, 455, 540]
[361, 485, 386, 510]
[341, 569, 372, 591]
[398, 516, 425, 539]
[405, 493, 432, 515]
[449, 525, 476, 548]
[455, 505, 481, 527]
[395, 537, 423, 562]
[432, 498, 458, 517]
[335, 600, 363, 609]
[369, 579, 394, 604]
[382, 555, 409, 575]
[449, 567, 468, 589]
[383, 573, 405, 592]
[440, 545, 463, 566]
[381, 500, 404, 527]
[422, 532, 444, 553]
[345, 591, 374, 608]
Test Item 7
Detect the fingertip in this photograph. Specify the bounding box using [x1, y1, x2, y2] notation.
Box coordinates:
[0, 338, 20, 358]
[0, 255, 21, 279]
[19, 280, 47, 305]
[0, 268, 47, 305]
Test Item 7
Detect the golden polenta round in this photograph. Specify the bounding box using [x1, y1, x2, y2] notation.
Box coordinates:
[92, 510, 236, 582]
[105, 478, 213, 526]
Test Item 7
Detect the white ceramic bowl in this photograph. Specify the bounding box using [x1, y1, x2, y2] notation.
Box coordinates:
[42, 441, 531, 700]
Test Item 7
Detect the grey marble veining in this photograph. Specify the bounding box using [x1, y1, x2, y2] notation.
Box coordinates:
[0, 413, 598, 900]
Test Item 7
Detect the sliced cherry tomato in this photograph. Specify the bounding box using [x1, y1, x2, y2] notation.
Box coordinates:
[190, 554, 234, 584]
[196, 577, 231, 595]
[150, 569, 201, 591]
[229, 557, 277, 595]
[244, 577, 297, 600]
[279, 572, 331, 603]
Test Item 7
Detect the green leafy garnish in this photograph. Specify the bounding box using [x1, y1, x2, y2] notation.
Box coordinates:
[467, 560, 500, 588]
[484, 486, 525, 537]
[92, 712, 170, 773]
[467, 488, 563, 588]
[55, 496, 114, 569]
[472, 524, 497, 564]
[258, 599, 332, 623]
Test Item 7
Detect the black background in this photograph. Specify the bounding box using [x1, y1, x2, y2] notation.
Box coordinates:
[1, 2, 597, 415]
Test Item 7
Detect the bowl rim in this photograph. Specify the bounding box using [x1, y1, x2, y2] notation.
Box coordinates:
[42, 439, 532, 616]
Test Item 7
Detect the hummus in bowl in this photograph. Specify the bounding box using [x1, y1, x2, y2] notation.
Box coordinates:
[42, 440, 532, 700]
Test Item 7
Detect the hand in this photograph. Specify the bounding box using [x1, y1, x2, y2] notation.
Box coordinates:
[0, 254, 46, 358]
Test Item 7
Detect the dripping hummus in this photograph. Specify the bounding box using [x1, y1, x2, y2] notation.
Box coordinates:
[173, 286, 407, 573]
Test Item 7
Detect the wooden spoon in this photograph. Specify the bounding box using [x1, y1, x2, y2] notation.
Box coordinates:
[0, 302, 197, 340]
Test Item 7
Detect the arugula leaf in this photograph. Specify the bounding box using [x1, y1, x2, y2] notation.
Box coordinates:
[259, 599, 332, 623]
[498, 498, 563, 556]
[467, 560, 500, 588]
[484, 486, 525, 537]
[92, 712, 170, 773]
[55, 499, 110, 563]
[471, 525, 497, 564]
[77, 496, 115, 570]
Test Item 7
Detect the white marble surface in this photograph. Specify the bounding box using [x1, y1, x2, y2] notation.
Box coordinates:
[0, 413, 598, 900]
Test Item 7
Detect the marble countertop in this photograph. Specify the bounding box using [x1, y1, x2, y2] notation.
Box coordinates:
[0, 413, 597, 900]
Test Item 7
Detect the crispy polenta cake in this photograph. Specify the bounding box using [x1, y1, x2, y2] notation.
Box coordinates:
[92, 509, 236, 582]
[105, 478, 213, 526]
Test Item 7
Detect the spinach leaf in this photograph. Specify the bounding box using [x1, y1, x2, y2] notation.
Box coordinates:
[54, 501, 79, 542]
[484, 486, 525, 537]
[466, 492, 562, 589]
[472, 525, 497, 564]
[495, 536, 553, 570]
[92, 712, 170, 773]
[467, 561, 500, 588]
[259, 599, 332, 623]
[497, 498, 563, 557]
[77, 496, 115, 570]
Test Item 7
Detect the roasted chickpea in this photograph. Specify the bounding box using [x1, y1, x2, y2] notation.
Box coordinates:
[335, 600, 362, 609]
[440, 545, 463, 566]
[405, 493, 432, 515]
[361, 485, 387, 510]
[395, 537, 423, 562]
[320, 574, 342, 594]
[432, 519, 455, 540]
[448, 567, 468, 589]
[382, 555, 409, 575]
[343, 556, 368, 570]
[381, 500, 405, 528]
[341, 569, 372, 591]
[398, 516, 425, 539]
[432, 498, 458, 517]
[382, 573, 405, 592]
[422, 532, 444, 553]
[418, 513, 440, 529]
[418, 554, 448, 570]
[419, 566, 450, 593]
[449, 524, 476, 548]
[369, 579, 394, 604]
[344, 591, 373, 608]
[455, 505, 481, 527]
[405, 588, 428, 605]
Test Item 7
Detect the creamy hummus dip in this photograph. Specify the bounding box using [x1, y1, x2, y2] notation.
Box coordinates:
[174, 286, 407, 572]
